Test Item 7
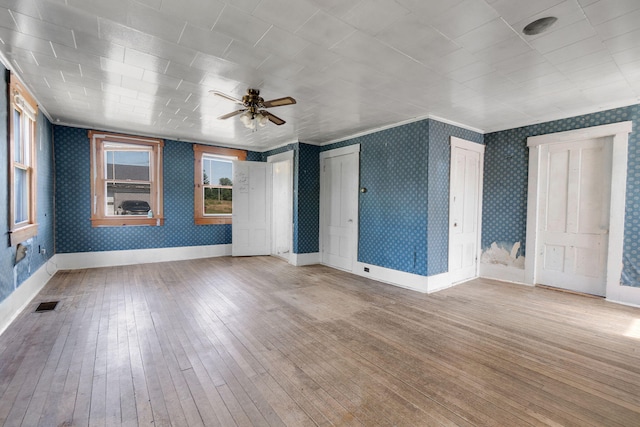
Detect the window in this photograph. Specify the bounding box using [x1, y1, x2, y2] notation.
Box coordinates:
[89, 131, 164, 227]
[9, 74, 38, 245]
[193, 145, 246, 225]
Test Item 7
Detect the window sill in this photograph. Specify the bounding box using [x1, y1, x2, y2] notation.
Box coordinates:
[10, 223, 38, 246]
[91, 217, 165, 227]
[195, 216, 232, 225]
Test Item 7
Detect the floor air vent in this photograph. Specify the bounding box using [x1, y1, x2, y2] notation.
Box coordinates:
[35, 301, 59, 312]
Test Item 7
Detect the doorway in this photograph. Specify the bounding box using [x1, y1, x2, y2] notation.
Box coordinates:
[268, 151, 293, 262]
[448, 137, 485, 284]
[320, 145, 360, 272]
[525, 122, 631, 298]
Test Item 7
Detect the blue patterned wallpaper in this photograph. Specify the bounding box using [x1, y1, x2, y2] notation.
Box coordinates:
[54, 126, 266, 253]
[321, 118, 482, 276]
[0, 68, 55, 304]
[295, 143, 320, 253]
[483, 105, 640, 287]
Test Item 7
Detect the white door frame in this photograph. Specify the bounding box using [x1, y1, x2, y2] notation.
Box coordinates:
[319, 144, 360, 272]
[525, 121, 632, 302]
[267, 150, 294, 263]
[448, 137, 485, 283]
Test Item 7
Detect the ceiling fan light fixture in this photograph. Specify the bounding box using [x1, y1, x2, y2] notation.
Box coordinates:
[257, 113, 268, 127]
[523, 16, 558, 35]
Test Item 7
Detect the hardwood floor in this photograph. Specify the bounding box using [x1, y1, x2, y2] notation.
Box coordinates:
[1, 256, 640, 426]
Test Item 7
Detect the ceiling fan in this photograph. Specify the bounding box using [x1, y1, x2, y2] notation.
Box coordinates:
[211, 88, 296, 129]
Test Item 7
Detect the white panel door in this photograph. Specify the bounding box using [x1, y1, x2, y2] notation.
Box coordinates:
[537, 137, 612, 296]
[449, 140, 484, 284]
[232, 161, 272, 256]
[320, 149, 359, 272]
[270, 157, 292, 260]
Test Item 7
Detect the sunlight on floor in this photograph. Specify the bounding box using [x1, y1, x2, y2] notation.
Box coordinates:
[624, 319, 640, 339]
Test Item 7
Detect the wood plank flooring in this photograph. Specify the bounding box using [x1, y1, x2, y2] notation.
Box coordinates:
[1, 256, 640, 426]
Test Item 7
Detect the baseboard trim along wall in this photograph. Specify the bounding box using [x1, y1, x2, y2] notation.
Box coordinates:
[290, 252, 321, 266]
[479, 263, 528, 285]
[56, 244, 232, 270]
[0, 258, 59, 337]
[353, 262, 451, 294]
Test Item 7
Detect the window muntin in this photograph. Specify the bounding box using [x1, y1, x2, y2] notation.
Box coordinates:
[9, 73, 38, 245]
[90, 131, 163, 227]
[193, 144, 246, 225]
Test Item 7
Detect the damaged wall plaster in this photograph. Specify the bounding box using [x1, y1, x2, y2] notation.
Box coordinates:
[481, 241, 525, 269]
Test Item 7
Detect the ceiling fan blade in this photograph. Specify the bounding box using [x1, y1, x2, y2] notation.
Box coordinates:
[262, 110, 286, 125]
[261, 96, 296, 108]
[217, 109, 246, 120]
[210, 90, 243, 104]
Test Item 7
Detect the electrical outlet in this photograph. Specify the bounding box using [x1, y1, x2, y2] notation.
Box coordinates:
[364, 267, 369, 273]
[41, 248, 46, 256]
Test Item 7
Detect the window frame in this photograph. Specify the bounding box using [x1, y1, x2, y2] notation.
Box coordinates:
[193, 144, 246, 225]
[89, 131, 164, 227]
[9, 73, 38, 246]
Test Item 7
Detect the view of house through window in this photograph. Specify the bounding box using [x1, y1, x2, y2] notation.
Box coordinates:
[105, 148, 152, 215]
[90, 131, 164, 227]
[203, 155, 233, 215]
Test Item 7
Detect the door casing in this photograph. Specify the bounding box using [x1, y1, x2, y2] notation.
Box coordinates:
[525, 121, 632, 300]
[448, 137, 485, 284]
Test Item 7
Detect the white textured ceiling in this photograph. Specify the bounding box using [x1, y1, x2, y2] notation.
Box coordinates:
[1, 0, 639, 150]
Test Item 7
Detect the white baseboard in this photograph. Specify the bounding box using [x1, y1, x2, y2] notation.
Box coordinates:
[0, 257, 59, 337]
[56, 244, 232, 270]
[480, 263, 529, 285]
[352, 262, 453, 294]
[290, 252, 320, 266]
[606, 283, 640, 308]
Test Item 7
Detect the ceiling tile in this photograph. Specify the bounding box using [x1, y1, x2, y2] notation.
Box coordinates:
[223, 40, 271, 68]
[178, 24, 232, 57]
[489, 0, 565, 25]
[604, 27, 640, 54]
[126, 2, 185, 44]
[251, 0, 318, 33]
[159, 0, 225, 30]
[11, 11, 75, 47]
[583, 0, 640, 26]
[212, 5, 271, 46]
[429, 0, 499, 39]
[594, 8, 640, 41]
[454, 18, 516, 53]
[295, 10, 354, 48]
[123, 48, 170, 74]
[35, 1, 99, 38]
[306, 0, 360, 17]
[342, 0, 410, 35]
[254, 26, 310, 60]
[543, 35, 605, 64]
[529, 19, 598, 54]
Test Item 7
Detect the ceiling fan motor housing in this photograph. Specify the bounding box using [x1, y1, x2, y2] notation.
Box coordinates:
[242, 89, 264, 107]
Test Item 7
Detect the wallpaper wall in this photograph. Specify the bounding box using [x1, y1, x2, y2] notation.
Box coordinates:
[0, 69, 55, 304]
[483, 105, 640, 287]
[54, 126, 260, 253]
[322, 118, 483, 276]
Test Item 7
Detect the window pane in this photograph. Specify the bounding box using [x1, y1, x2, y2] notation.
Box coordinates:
[14, 167, 28, 223]
[13, 109, 21, 163]
[106, 150, 150, 181]
[203, 157, 233, 186]
[23, 120, 31, 165]
[204, 188, 233, 215]
[107, 182, 151, 215]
